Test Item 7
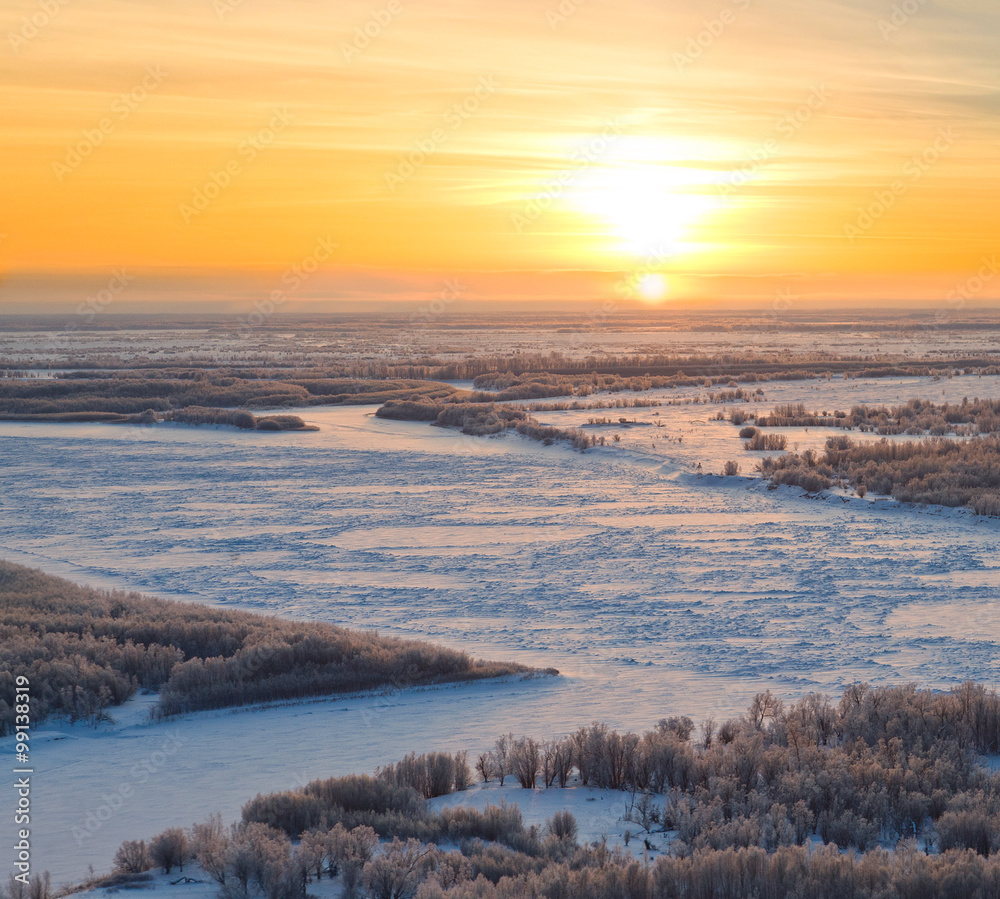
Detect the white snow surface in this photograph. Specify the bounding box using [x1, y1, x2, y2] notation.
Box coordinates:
[3, 372, 1000, 886]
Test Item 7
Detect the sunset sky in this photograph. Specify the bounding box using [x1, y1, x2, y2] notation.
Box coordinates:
[1, 0, 998, 312]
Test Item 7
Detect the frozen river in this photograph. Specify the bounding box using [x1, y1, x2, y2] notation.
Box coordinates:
[2, 373, 1000, 884]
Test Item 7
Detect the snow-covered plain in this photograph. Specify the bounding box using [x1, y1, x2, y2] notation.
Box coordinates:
[4, 364, 1000, 886]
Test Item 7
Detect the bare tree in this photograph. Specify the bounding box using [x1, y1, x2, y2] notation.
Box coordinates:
[114, 840, 151, 874]
[150, 828, 189, 874]
[494, 734, 512, 787]
[509, 737, 540, 789]
[192, 814, 231, 885]
[749, 691, 783, 729]
[475, 752, 495, 784]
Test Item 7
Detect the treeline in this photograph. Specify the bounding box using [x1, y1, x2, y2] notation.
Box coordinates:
[113, 825, 1000, 899]
[118, 682, 1000, 899]
[473, 371, 765, 399]
[163, 407, 312, 431]
[63, 355, 993, 390]
[236, 682, 1000, 856]
[376, 400, 595, 452]
[332, 351, 1000, 384]
[0, 373, 310, 414]
[0, 562, 542, 734]
[760, 434, 1000, 514]
[0, 407, 311, 430]
[753, 397, 1000, 436]
[526, 398, 664, 411]
[0, 371, 457, 417]
[114, 804, 577, 899]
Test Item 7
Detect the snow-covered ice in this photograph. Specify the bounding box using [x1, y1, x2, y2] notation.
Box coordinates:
[3, 372, 1000, 885]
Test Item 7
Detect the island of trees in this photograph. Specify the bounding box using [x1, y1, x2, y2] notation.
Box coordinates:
[0, 562, 549, 734]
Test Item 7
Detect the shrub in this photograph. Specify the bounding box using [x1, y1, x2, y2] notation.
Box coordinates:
[759, 434, 1000, 514]
[191, 815, 231, 885]
[378, 752, 471, 799]
[150, 828, 189, 874]
[744, 433, 788, 451]
[375, 399, 444, 421]
[132, 681, 1000, 899]
[509, 737, 540, 789]
[546, 811, 578, 843]
[113, 840, 151, 874]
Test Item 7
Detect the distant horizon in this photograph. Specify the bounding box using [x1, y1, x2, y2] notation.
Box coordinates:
[2, 268, 998, 317]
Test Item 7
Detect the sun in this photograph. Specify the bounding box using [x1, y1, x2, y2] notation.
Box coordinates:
[638, 273, 669, 303]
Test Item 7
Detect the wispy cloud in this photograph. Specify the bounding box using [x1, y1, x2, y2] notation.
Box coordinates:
[0, 0, 997, 306]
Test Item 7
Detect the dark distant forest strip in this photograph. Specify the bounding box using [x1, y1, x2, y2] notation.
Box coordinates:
[19, 346, 1000, 380]
[330, 354, 999, 384]
[0, 562, 546, 733]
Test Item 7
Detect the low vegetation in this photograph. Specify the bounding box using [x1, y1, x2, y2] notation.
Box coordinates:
[0, 562, 545, 733]
[0, 372, 457, 429]
[524, 398, 665, 411]
[376, 400, 596, 452]
[164, 408, 313, 430]
[760, 434, 1000, 514]
[119, 682, 1000, 899]
[460, 355, 1000, 388]
[753, 397, 1000, 435]
[743, 432, 788, 451]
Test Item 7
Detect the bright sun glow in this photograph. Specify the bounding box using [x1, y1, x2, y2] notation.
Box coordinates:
[570, 139, 723, 259]
[638, 273, 668, 302]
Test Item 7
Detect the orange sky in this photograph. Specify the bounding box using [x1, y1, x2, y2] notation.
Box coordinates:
[0, 0, 998, 312]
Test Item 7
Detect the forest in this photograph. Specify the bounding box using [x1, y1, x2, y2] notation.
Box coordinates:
[105, 682, 1000, 899]
[750, 397, 1000, 436]
[376, 400, 596, 451]
[0, 562, 544, 734]
[4, 351, 997, 425]
[256, 350, 997, 385]
[0, 371, 457, 427]
[758, 434, 1000, 515]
